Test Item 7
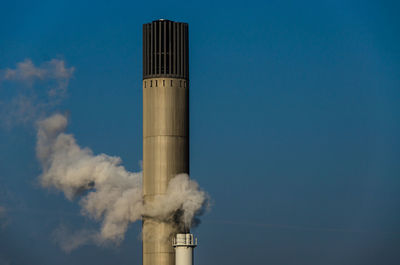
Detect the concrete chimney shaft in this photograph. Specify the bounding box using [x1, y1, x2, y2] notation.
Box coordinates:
[142, 20, 189, 265]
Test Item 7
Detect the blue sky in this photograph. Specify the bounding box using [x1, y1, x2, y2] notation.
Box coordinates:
[0, 0, 399, 264]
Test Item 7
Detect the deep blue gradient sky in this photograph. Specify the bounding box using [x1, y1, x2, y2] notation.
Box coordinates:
[0, 0, 399, 264]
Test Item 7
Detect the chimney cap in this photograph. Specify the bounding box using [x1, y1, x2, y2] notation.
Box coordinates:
[142, 20, 189, 80]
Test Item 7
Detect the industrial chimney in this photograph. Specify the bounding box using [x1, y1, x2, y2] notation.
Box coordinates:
[142, 19, 191, 265]
[173, 234, 197, 265]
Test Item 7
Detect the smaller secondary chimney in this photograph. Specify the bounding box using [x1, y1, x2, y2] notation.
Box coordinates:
[173, 234, 197, 265]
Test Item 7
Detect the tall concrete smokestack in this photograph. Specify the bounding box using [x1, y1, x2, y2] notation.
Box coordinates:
[142, 20, 189, 265]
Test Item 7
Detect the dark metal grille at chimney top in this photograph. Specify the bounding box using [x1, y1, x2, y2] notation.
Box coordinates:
[143, 19, 189, 80]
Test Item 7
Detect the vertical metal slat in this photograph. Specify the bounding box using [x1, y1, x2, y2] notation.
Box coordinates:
[186, 24, 189, 79]
[180, 23, 183, 78]
[173, 23, 177, 76]
[150, 23, 153, 76]
[168, 21, 172, 75]
[163, 21, 167, 75]
[177, 23, 180, 76]
[158, 21, 161, 75]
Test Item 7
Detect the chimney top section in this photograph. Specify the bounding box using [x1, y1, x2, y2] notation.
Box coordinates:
[173, 233, 197, 247]
[143, 20, 189, 80]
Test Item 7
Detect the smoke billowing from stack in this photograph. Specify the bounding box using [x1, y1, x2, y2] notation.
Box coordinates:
[36, 113, 207, 250]
[142, 19, 191, 265]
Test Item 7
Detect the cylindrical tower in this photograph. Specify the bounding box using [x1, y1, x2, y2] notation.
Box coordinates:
[142, 19, 189, 265]
[173, 234, 197, 265]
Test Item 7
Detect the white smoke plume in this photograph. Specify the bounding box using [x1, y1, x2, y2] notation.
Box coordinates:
[1, 58, 74, 96]
[36, 113, 208, 249]
[0, 59, 74, 128]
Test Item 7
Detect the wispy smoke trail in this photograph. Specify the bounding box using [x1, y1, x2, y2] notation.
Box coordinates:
[1, 58, 74, 96]
[0, 59, 74, 128]
[36, 113, 208, 250]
